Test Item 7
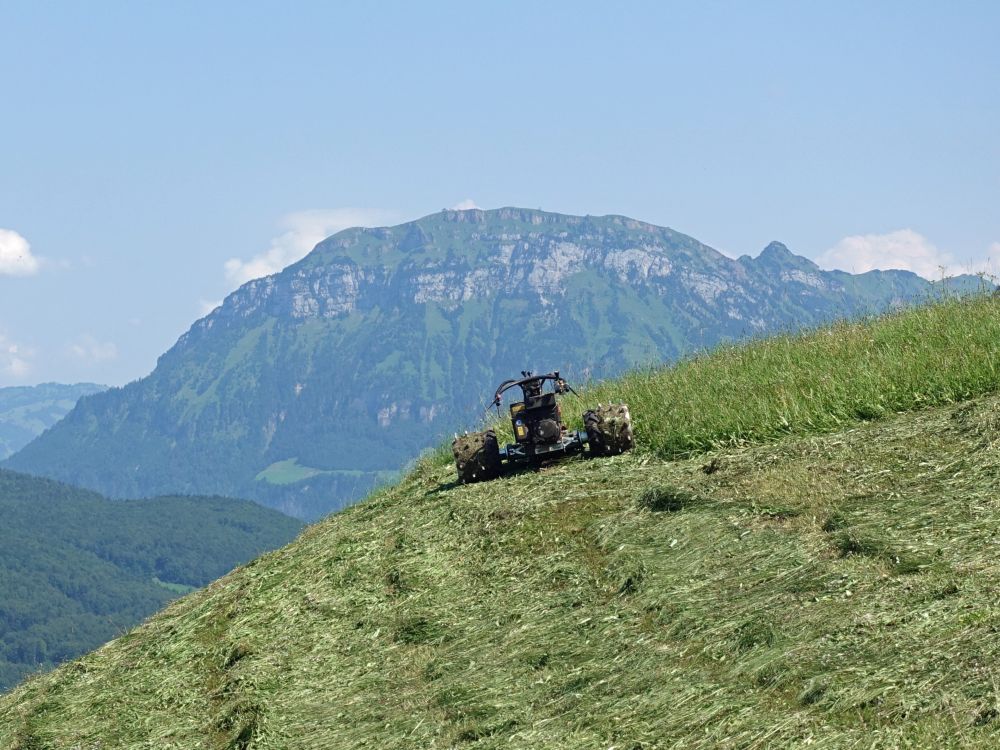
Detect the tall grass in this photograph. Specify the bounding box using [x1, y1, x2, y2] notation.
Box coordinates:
[570, 295, 1000, 457]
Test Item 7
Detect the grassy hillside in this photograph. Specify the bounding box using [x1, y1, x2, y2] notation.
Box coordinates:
[0, 471, 303, 693]
[3, 296, 1000, 747]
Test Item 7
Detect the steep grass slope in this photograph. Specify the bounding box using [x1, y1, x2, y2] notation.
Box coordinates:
[3, 297, 1000, 748]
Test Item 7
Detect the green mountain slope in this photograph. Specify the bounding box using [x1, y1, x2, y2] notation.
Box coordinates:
[0, 470, 303, 693]
[0, 383, 105, 459]
[6, 209, 986, 520]
[3, 297, 1000, 747]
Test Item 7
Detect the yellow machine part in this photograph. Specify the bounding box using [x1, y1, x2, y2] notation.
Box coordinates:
[511, 402, 527, 439]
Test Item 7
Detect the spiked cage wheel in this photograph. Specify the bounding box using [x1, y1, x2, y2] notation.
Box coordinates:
[584, 403, 634, 457]
[452, 429, 502, 483]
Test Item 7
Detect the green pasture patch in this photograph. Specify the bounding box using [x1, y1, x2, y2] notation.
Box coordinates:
[151, 577, 198, 595]
[254, 458, 328, 485]
[256, 459, 398, 486]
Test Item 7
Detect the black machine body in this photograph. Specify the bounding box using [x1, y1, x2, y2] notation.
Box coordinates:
[490, 371, 587, 462]
[451, 369, 634, 483]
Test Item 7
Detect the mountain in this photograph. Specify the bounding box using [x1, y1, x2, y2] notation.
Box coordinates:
[3, 297, 999, 747]
[0, 383, 105, 459]
[0, 468, 303, 692]
[5, 209, 988, 519]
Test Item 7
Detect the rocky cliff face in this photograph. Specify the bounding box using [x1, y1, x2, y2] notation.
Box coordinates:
[184, 212, 875, 350]
[5, 209, 966, 519]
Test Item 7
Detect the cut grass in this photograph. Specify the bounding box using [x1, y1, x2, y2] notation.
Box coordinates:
[5, 296, 1000, 748]
[6, 398, 1000, 747]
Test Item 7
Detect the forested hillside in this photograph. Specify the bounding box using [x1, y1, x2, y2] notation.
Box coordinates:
[0, 469, 302, 692]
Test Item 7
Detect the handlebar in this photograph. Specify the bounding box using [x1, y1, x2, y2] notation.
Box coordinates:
[489, 371, 577, 412]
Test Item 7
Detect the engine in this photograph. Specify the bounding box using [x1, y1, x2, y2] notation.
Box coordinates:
[510, 390, 563, 445]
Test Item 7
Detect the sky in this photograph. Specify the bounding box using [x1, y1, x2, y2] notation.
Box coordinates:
[1, 0, 998, 387]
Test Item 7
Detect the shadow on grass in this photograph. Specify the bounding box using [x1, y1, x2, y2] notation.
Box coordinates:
[426, 455, 591, 496]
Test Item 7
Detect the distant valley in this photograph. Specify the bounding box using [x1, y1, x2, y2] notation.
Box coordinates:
[0, 383, 105, 459]
[5, 208, 988, 519]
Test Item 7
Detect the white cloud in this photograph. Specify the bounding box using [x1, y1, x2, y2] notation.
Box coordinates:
[0, 333, 34, 381]
[451, 199, 481, 210]
[815, 230, 954, 280]
[6, 356, 30, 378]
[989, 243, 1000, 267]
[816, 231, 1000, 280]
[0, 229, 41, 276]
[224, 208, 398, 287]
[68, 334, 118, 364]
[199, 299, 222, 316]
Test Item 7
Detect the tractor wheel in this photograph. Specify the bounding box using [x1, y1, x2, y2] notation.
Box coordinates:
[452, 429, 502, 483]
[584, 403, 635, 457]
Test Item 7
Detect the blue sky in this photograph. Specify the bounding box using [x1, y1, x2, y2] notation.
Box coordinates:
[1, 0, 998, 386]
